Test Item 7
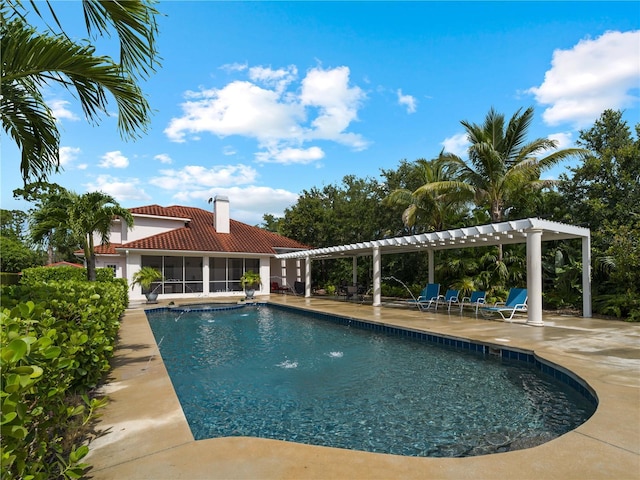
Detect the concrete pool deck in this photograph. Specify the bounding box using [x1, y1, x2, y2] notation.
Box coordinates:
[85, 296, 640, 479]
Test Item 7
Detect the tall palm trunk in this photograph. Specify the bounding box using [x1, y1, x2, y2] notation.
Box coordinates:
[85, 234, 96, 281]
[491, 201, 504, 261]
[46, 233, 54, 264]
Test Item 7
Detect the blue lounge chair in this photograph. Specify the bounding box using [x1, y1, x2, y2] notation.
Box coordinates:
[457, 291, 486, 314]
[406, 283, 440, 310]
[418, 283, 441, 310]
[481, 288, 528, 321]
[436, 289, 460, 312]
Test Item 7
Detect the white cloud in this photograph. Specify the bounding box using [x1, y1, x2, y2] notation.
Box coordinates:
[442, 133, 469, 157]
[222, 145, 237, 156]
[174, 185, 300, 226]
[154, 153, 172, 164]
[84, 175, 151, 202]
[99, 151, 129, 168]
[255, 145, 325, 164]
[147, 163, 297, 224]
[165, 80, 305, 142]
[220, 62, 248, 73]
[249, 65, 297, 93]
[59, 146, 81, 167]
[50, 99, 79, 122]
[548, 132, 574, 150]
[528, 30, 640, 128]
[165, 64, 369, 163]
[148, 164, 259, 191]
[397, 89, 417, 114]
[300, 66, 368, 148]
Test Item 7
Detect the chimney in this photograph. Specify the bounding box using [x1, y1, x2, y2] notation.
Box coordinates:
[213, 195, 230, 233]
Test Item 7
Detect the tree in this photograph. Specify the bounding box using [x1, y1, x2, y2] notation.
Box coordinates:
[1, 1, 160, 182]
[436, 107, 587, 260]
[0, 235, 43, 272]
[14, 182, 76, 264]
[0, 209, 29, 241]
[279, 175, 401, 287]
[557, 109, 640, 230]
[260, 213, 283, 233]
[383, 157, 471, 232]
[67, 191, 134, 281]
[556, 110, 640, 319]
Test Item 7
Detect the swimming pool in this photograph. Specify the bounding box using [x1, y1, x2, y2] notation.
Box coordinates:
[146, 304, 596, 457]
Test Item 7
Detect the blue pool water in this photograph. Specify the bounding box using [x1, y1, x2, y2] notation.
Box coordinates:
[146, 305, 596, 457]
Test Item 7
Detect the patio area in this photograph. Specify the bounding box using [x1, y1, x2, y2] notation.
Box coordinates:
[84, 295, 639, 480]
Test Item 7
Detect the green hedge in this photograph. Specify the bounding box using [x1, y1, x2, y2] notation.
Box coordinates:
[20, 265, 119, 284]
[0, 272, 20, 286]
[1, 267, 128, 479]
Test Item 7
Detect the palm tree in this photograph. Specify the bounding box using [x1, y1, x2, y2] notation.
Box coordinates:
[29, 189, 73, 265]
[1, 1, 159, 182]
[383, 158, 471, 232]
[436, 107, 588, 259]
[67, 191, 134, 281]
[441, 107, 587, 222]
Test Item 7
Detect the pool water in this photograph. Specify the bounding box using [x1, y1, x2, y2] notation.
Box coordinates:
[147, 306, 596, 457]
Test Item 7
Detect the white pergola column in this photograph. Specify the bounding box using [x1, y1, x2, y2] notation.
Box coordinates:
[428, 250, 435, 284]
[582, 236, 592, 317]
[372, 245, 381, 306]
[304, 255, 311, 297]
[352, 257, 358, 285]
[526, 228, 544, 326]
[280, 259, 287, 288]
[202, 255, 209, 295]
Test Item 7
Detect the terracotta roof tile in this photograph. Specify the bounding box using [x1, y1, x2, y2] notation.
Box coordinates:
[94, 205, 310, 255]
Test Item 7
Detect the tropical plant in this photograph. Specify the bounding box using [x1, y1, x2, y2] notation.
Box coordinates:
[383, 157, 471, 232]
[1, 0, 159, 182]
[240, 270, 262, 289]
[1, 267, 127, 478]
[131, 266, 163, 292]
[66, 191, 134, 281]
[435, 107, 587, 258]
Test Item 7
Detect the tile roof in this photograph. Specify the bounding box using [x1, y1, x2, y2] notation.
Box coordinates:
[44, 261, 84, 268]
[93, 205, 310, 255]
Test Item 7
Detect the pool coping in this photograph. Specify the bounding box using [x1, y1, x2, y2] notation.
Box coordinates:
[84, 296, 640, 480]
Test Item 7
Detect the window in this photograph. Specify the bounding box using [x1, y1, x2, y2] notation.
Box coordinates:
[139, 256, 260, 295]
[185, 257, 203, 293]
[141, 255, 202, 294]
[209, 257, 260, 293]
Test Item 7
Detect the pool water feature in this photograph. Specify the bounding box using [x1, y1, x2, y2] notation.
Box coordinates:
[146, 306, 596, 458]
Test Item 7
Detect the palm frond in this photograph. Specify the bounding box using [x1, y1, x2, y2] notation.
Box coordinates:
[1, 17, 152, 181]
[82, 0, 160, 79]
[0, 81, 60, 181]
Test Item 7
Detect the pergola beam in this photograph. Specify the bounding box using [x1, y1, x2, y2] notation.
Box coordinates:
[276, 218, 592, 322]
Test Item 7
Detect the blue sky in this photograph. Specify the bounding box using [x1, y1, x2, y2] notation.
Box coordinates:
[2, 1, 639, 225]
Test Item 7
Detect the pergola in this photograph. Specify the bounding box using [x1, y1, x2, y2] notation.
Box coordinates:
[275, 218, 591, 326]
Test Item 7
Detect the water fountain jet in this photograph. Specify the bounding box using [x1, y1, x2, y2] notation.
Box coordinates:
[382, 276, 425, 310]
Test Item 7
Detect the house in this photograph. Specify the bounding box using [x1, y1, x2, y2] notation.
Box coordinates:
[87, 196, 310, 301]
[44, 261, 84, 268]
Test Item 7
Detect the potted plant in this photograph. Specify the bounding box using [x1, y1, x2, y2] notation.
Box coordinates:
[131, 267, 163, 303]
[240, 270, 261, 300]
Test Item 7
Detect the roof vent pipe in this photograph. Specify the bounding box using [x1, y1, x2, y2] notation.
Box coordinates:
[212, 195, 230, 233]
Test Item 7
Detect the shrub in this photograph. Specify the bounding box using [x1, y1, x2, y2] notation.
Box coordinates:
[20, 266, 116, 284]
[0, 267, 128, 478]
[0, 272, 20, 285]
[1, 302, 110, 479]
